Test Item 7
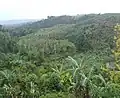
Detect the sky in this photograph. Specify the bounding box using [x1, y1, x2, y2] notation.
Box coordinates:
[0, 0, 120, 20]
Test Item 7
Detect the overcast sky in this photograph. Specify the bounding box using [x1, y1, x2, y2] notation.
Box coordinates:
[0, 0, 120, 20]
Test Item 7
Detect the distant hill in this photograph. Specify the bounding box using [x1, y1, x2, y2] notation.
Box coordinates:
[6, 13, 120, 37]
[13, 13, 120, 30]
[0, 19, 39, 26]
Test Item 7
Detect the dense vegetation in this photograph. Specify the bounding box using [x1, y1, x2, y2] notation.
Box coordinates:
[1, 13, 120, 98]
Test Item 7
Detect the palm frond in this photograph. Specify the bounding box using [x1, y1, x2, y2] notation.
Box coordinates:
[67, 56, 79, 67]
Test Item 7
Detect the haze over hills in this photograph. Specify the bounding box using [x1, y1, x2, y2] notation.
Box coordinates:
[0, 19, 39, 25]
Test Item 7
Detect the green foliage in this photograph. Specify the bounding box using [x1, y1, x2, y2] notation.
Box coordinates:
[65, 24, 114, 53]
[0, 31, 18, 54]
[1, 14, 120, 98]
[18, 38, 76, 58]
[39, 92, 74, 98]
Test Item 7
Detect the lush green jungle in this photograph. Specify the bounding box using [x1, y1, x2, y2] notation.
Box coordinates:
[1, 13, 120, 98]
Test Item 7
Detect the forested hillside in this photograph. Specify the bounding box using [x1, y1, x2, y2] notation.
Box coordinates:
[8, 13, 120, 36]
[1, 13, 120, 98]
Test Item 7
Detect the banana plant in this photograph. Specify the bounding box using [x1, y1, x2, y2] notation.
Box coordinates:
[66, 56, 106, 98]
[52, 63, 73, 91]
[0, 70, 17, 97]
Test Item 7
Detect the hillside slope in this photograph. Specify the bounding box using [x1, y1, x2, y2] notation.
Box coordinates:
[8, 13, 120, 37]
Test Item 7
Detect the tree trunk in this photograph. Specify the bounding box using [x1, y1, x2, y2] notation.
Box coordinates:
[85, 85, 90, 98]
